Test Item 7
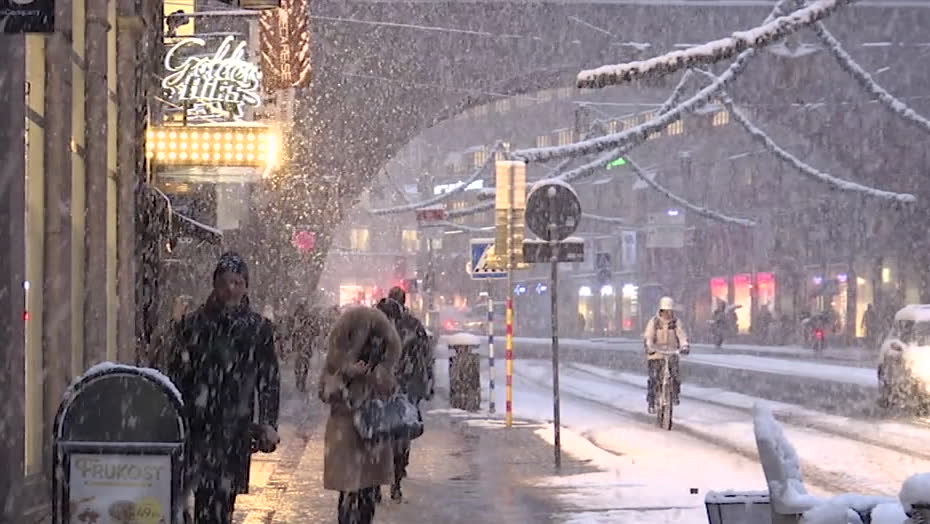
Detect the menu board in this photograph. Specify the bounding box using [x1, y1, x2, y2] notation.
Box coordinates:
[69, 454, 172, 524]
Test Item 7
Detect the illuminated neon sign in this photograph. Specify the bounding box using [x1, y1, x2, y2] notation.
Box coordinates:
[162, 36, 262, 117]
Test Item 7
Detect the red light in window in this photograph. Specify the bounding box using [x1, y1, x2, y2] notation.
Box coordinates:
[24, 311, 30, 321]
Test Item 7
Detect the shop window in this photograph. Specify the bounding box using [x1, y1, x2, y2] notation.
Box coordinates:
[536, 135, 551, 148]
[667, 120, 684, 136]
[713, 110, 730, 126]
[494, 99, 511, 113]
[733, 274, 752, 333]
[473, 149, 489, 167]
[557, 128, 574, 146]
[402, 230, 419, 252]
[349, 228, 370, 251]
[710, 277, 728, 309]
[757, 272, 776, 311]
[607, 120, 619, 133]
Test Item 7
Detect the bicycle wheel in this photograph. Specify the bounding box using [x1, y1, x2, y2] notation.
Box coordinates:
[656, 361, 673, 431]
[660, 394, 673, 431]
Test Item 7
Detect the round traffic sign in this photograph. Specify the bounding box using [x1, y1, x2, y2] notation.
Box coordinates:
[525, 181, 582, 241]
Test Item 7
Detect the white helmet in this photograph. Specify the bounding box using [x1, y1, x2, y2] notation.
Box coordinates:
[658, 296, 675, 311]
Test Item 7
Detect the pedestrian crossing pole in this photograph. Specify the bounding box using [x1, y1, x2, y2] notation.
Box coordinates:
[496, 160, 524, 429]
[487, 292, 495, 415]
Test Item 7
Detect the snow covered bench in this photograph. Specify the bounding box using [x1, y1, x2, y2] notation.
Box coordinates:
[752, 404, 896, 524]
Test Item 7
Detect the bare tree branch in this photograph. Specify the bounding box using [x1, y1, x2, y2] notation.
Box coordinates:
[511, 51, 754, 163]
[368, 142, 502, 215]
[810, 19, 930, 135]
[626, 158, 757, 227]
[721, 96, 916, 203]
[576, 0, 855, 89]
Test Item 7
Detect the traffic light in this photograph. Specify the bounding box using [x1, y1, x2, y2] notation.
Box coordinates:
[606, 157, 627, 170]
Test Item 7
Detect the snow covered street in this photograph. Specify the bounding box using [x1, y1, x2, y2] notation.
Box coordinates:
[433, 343, 930, 523]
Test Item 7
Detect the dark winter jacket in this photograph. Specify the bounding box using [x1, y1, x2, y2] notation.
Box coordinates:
[168, 294, 280, 494]
[290, 306, 322, 359]
[394, 310, 434, 403]
[319, 306, 399, 492]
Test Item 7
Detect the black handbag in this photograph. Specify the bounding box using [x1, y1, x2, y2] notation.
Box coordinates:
[353, 392, 424, 442]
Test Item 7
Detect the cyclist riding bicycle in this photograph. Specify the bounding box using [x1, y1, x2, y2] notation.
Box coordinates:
[643, 296, 690, 414]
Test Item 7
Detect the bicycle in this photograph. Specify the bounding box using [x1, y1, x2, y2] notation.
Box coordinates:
[654, 349, 683, 431]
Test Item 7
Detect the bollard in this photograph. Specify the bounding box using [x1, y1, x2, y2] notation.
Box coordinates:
[447, 333, 482, 412]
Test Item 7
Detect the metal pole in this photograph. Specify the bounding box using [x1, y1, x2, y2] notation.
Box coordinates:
[427, 236, 435, 334]
[487, 288, 496, 415]
[548, 189, 562, 469]
[505, 171, 516, 428]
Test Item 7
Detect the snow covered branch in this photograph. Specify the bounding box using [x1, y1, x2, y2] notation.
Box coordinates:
[368, 142, 502, 216]
[581, 213, 636, 227]
[511, 51, 753, 163]
[721, 96, 916, 203]
[626, 158, 758, 227]
[810, 19, 930, 135]
[576, 0, 855, 89]
[445, 200, 494, 219]
[434, 221, 492, 233]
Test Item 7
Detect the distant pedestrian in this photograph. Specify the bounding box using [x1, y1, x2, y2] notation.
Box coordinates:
[862, 303, 879, 348]
[168, 252, 280, 524]
[378, 286, 434, 502]
[319, 306, 400, 524]
[290, 301, 321, 392]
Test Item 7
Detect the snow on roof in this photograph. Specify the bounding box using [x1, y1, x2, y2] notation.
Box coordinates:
[894, 305, 930, 322]
[445, 333, 481, 346]
[76, 362, 183, 403]
[900, 473, 930, 513]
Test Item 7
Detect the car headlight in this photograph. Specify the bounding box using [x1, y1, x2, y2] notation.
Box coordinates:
[904, 351, 930, 386]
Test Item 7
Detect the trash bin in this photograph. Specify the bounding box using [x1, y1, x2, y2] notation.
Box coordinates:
[447, 332, 481, 412]
[705, 491, 772, 524]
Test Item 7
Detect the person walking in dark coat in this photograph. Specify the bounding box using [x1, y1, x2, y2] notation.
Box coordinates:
[377, 287, 434, 502]
[291, 301, 321, 392]
[168, 252, 281, 524]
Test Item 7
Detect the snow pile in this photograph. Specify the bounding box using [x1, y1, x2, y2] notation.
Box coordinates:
[753, 403, 820, 514]
[869, 503, 907, 524]
[576, 0, 852, 88]
[445, 332, 481, 347]
[900, 473, 930, 514]
[799, 503, 863, 524]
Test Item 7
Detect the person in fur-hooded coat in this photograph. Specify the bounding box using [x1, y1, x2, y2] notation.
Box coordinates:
[318, 306, 400, 523]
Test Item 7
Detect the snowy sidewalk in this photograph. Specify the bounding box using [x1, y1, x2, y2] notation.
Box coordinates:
[234, 361, 581, 523]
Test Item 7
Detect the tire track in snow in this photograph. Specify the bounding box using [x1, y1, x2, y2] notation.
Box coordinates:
[515, 363, 921, 496]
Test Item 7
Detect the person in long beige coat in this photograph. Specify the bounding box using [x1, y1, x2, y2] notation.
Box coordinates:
[319, 306, 400, 524]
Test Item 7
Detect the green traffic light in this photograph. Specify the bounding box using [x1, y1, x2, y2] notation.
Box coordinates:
[606, 157, 627, 169]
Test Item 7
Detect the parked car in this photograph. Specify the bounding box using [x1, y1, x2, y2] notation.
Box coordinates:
[877, 304, 930, 411]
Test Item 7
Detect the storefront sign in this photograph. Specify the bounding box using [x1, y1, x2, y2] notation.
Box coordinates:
[69, 454, 172, 524]
[163, 36, 262, 117]
[0, 0, 54, 33]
